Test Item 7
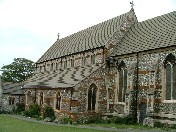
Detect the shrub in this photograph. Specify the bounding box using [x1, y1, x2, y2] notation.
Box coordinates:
[80, 114, 136, 125]
[85, 113, 102, 124]
[110, 116, 124, 124]
[0, 109, 8, 114]
[24, 104, 40, 118]
[21, 110, 29, 117]
[43, 106, 55, 121]
[154, 121, 163, 128]
[16, 103, 25, 114]
[170, 124, 176, 129]
[124, 114, 136, 125]
[60, 117, 72, 124]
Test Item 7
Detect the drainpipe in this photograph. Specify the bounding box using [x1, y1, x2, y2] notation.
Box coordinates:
[135, 52, 139, 123]
[34, 87, 37, 104]
[70, 88, 73, 111]
[102, 46, 105, 63]
[0, 75, 2, 107]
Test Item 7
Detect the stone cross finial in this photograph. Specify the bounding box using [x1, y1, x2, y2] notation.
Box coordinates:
[57, 33, 60, 40]
[130, 1, 134, 9]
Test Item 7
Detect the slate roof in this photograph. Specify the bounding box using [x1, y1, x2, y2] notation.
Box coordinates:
[2, 82, 24, 95]
[23, 65, 102, 89]
[111, 11, 176, 56]
[37, 9, 137, 63]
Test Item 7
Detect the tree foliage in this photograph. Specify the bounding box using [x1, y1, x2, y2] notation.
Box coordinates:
[1, 58, 35, 82]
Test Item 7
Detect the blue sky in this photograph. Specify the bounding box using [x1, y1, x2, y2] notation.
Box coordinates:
[0, 0, 176, 73]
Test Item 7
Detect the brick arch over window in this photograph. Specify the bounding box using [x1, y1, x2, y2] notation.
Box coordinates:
[118, 60, 127, 103]
[55, 91, 61, 110]
[164, 53, 176, 100]
[87, 83, 97, 111]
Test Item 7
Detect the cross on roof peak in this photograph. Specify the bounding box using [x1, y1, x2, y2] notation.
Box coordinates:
[130, 1, 134, 9]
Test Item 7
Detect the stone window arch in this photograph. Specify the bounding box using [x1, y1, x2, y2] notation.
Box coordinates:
[40, 66, 42, 72]
[26, 91, 32, 104]
[56, 63, 59, 70]
[9, 97, 15, 105]
[82, 54, 86, 66]
[39, 92, 44, 106]
[50, 63, 53, 71]
[55, 91, 61, 110]
[87, 84, 97, 111]
[91, 53, 96, 65]
[71, 58, 74, 67]
[163, 53, 176, 100]
[64, 60, 67, 69]
[118, 60, 127, 103]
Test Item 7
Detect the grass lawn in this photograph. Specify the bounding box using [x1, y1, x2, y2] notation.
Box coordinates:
[0, 115, 107, 132]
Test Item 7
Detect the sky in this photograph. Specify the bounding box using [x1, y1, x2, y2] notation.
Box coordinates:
[0, 0, 176, 73]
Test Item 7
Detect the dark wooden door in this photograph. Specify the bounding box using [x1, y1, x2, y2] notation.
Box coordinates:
[139, 103, 146, 124]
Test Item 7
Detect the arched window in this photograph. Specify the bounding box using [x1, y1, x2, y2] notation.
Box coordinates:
[71, 58, 74, 67]
[56, 63, 58, 70]
[40, 66, 42, 72]
[88, 84, 97, 110]
[91, 54, 96, 65]
[82, 55, 86, 66]
[39, 92, 44, 105]
[118, 61, 127, 102]
[166, 64, 172, 100]
[44, 65, 46, 71]
[56, 91, 61, 110]
[50, 63, 53, 71]
[26, 91, 31, 104]
[64, 60, 67, 69]
[9, 97, 15, 105]
[164, 53, 176, 100]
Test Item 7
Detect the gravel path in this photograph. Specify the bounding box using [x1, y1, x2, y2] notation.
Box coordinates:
[1, 114, 175, 132]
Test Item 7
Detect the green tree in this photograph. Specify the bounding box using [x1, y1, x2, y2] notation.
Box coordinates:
[1, 58, 35, 82]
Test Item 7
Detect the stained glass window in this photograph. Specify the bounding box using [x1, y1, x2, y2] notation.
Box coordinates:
[88, 84, 97, 110]
[56, 92, 61, 110]
[164, 53, 176, 100]
[118, 68, 127, 102]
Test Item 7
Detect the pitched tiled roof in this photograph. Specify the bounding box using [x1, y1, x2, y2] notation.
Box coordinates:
[2, 82, 24, 95]
[23, 64, 102, 89]
[37, 10, 137, 63]
[111, 11, 176, 56]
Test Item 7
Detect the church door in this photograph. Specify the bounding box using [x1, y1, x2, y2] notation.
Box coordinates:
[139, 102, 147, 124]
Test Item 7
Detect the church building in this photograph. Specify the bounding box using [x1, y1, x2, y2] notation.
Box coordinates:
[23, 8, 137, 121]
[22, 7, 176, 125]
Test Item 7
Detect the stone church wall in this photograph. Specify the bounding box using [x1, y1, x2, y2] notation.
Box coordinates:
[108, 47, 176, 124]
[1, 94, 24, 112]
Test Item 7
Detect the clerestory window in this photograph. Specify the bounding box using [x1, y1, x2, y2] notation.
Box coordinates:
[64, 60, 67, 69]
[91, 54, 96, 65]
[71, 59, 74, 67]
[82, 55, 86, 66]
